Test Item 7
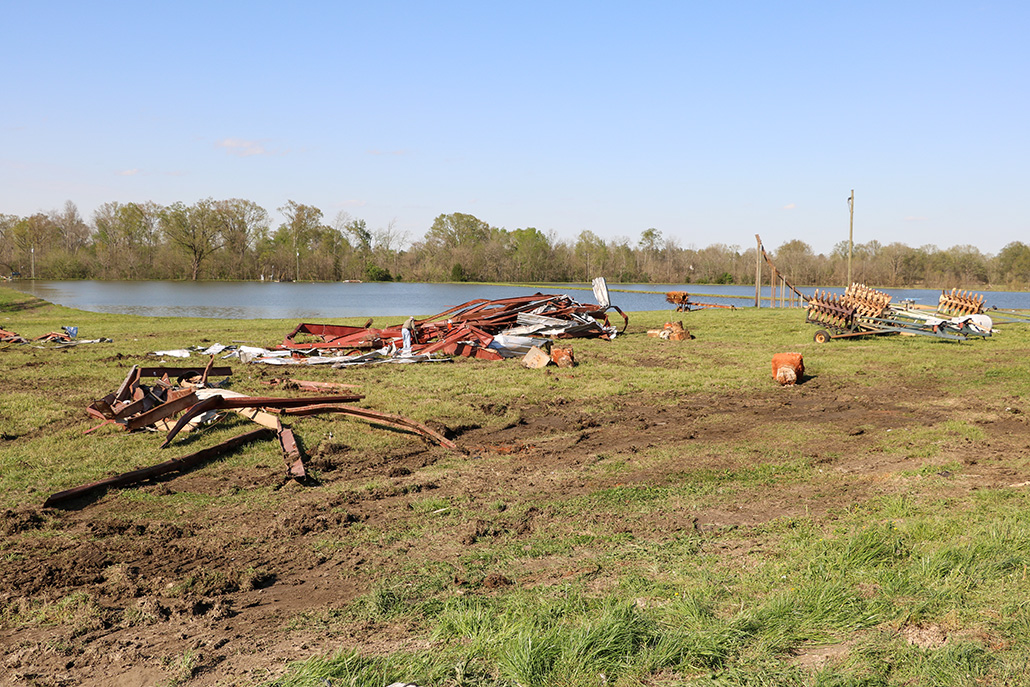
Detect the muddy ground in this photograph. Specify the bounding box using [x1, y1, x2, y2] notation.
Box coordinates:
[2, 373, 1029, 687]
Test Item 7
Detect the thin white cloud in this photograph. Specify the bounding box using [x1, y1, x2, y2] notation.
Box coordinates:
[783, 203, 796, 210]
[117, 168, 141, 176]
[366, 149, 409, 156]
[904, 216, 928, 222]
[216, 138, 269, 157]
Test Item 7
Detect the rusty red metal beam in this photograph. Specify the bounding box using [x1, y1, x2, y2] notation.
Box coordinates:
[283, 403, 457, 450]
[138, 366, 233, 379]
[43, 428, 274, 508]
[200, 355, 216, 385]
[160, 393, 365, 448]
[125, 390, 200, 432]
[115, 365, 140, 402]
[278, 427, 306, 478]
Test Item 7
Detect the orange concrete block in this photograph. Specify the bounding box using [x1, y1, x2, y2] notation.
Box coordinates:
[551, 346, 576, 368]
[772, 352, 804, 385]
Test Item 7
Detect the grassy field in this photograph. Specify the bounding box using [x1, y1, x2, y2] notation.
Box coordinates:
[2, 285, 1030, 687]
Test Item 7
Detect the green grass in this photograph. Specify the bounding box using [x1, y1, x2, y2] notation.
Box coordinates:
[4, 285, 1030, 686]
[266, 490, 1030, 685]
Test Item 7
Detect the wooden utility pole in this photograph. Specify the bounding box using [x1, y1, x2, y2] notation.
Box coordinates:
[754, 234, 762, 307]
[847, 190, 854, 286]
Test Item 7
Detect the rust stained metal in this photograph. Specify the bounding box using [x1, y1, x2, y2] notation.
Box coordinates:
[87, 395, 118, 420]
[110, 397, 149, 420]
[160, 393, 364, 448]
[124, 390, 200, 432]
[1, 327, 28, 343]
[32, 331, 74, 343]
[283, 403, 457, 450]
[282, 323, 384, 351]
[78, 358, 461, 503]
[278, 427, 306, 478]
[418, 324, 503, 361]
[278, 293, 628, 361]
[138, 366, 233, 379]
[200, 354, 216, 385]
[115, 365, 140, 402]
[43, 428, 274, 508]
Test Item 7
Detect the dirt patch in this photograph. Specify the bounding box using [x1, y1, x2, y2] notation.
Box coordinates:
[2, 378, 1029, 686]
[901, 622, 949, 649]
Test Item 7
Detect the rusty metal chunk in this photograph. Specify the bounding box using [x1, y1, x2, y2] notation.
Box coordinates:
[278, 427, 306, 478]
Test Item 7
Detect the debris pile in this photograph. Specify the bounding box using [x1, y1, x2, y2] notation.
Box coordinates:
[806, 283, 995, 343]
[45, 363, 455, 508]
[142, 282, 626, 367]
[0, 325, 110, 346]
[272, 290, 627, 366]
[0, 327, 26, 343]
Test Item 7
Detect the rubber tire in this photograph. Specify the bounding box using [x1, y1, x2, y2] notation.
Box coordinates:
[814, 330, 831, 344]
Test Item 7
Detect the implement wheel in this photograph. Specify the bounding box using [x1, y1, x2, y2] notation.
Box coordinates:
[813, 329, 831, 344]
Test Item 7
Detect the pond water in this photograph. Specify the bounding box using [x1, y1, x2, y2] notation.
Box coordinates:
[10, 280, 1029, 319]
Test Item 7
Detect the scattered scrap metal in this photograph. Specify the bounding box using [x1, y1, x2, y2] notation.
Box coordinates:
[806, 284, 996, 343]
[0, 326, 25, 343]
[44, 363, 456, 508]
[0, 325, 110, 347]
[273, 288, 627, 365]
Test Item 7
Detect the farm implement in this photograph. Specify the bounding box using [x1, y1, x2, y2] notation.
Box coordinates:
[806, 284, 995, 343]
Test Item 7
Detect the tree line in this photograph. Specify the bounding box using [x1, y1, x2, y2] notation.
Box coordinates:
[2, 200, 1029, 289]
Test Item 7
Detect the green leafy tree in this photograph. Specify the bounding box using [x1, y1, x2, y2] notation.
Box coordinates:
[342, 217, 372, 253]
[574, 230, 608, 280]
[93, 202, 161, 279]
[509, 227, 552, 281]
[880, 242, 915, 286]
[773, 239, 816, 285]
[425, 212, 491, 249]
[0, 214, 17, 276]
[996, 241, 1030, 285]
[161, 199, 223, 280]
[276, 201, 325, 281]
[215, 198, 269, 279]
[10, 213, 61, 278]
[334, 213, 372, 280]
[638, 227, 663, 253]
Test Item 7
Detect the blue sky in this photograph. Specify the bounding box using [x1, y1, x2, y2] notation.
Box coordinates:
[3, 2, 1027, 255]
